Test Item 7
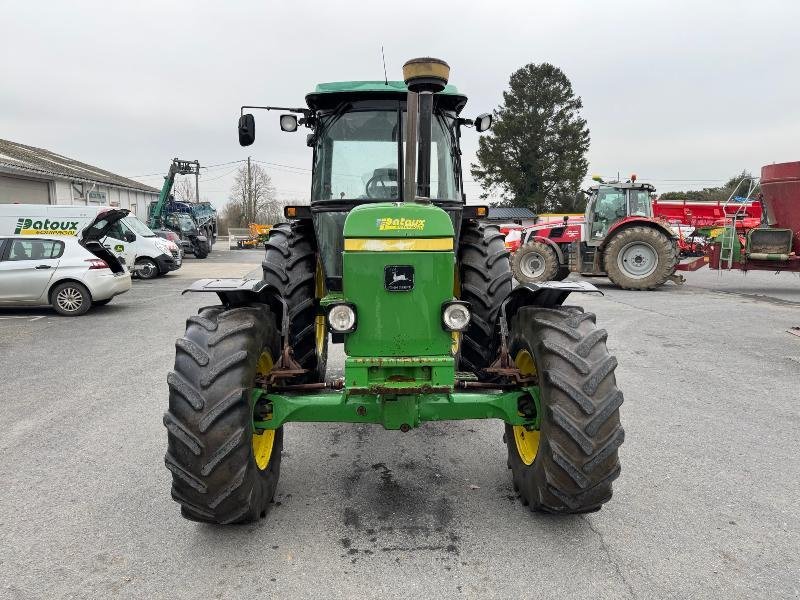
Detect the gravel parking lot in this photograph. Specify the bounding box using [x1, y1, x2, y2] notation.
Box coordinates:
[1, 247, 798, 599]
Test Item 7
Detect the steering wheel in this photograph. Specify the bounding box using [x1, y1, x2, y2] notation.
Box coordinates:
[366, 171, 397, 199]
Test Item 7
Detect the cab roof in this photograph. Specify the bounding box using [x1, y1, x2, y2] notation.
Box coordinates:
[590, 182, 656, 192]
[306, 80, 468, 113]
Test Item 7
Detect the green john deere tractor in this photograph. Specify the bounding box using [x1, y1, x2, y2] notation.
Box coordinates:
[164, 58, 624, 524]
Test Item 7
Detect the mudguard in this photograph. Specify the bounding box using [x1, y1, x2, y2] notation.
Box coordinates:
[182, 278, 288, 336]
[603, 216, 676, 248]
[502, 281, 602, 324]
[529, 235, 566, 264]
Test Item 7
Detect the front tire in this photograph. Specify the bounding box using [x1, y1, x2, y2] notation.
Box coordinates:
[262, 221, 327, 383]
[164, 304, 283, 524]
[193, 239, 210, 259]
[51, 281, 92, 316]
[603, 226, 677, 290]
[511, 241, 560, 283]
[504, 306, 624, 513]
[136, 258, 159, 280]
[458, 221, 513, 377]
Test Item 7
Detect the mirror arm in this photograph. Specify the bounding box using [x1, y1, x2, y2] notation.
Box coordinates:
[240, 105, 309, 117]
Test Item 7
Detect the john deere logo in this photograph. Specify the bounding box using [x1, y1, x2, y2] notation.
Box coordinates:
[384, 265, 414, 291]
[14, 218, 80, 235]
[377, 217, 425, 231]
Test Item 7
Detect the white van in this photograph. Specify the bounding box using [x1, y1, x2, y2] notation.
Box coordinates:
[0, 205, 181, 279]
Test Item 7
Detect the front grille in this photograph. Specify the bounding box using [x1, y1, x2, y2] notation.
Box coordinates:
[171, 249, 180, 259]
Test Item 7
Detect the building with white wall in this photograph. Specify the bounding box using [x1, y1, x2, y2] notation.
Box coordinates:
[0, 138, 159, 221]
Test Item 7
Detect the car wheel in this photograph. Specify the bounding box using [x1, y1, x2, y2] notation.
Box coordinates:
[51, 281, 92, 316]
[136, 258, 159, 280]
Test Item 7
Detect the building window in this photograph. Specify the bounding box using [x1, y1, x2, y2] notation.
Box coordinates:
[131, 203, 137, 218]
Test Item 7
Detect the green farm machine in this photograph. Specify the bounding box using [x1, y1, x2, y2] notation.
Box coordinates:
[164, 58, 624, 523]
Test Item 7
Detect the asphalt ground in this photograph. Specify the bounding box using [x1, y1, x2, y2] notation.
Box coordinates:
[0, 246, 798, 599]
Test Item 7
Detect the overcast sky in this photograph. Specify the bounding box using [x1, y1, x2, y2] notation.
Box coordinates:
[2, 0, 798, 207]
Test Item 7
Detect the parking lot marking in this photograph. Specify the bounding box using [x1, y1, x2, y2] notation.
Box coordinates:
[0, 315, 45, 321]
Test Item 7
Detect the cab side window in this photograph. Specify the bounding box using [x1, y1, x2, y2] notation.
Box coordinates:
[106, 222, 126, 241]
[7, 239, 64, 261]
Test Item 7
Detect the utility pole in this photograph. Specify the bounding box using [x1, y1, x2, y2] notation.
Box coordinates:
[194, 161, 200, 204]
[247, 156, 252, 224]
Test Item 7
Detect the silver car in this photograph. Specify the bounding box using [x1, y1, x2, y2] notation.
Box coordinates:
[0, 210, 132, 316]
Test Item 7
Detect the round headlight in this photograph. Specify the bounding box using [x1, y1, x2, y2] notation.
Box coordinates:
[328, 304, 356, 333]
[443, 303, 470, 331]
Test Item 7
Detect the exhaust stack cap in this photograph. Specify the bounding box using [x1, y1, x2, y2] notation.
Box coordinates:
[403, 57, 450, 93]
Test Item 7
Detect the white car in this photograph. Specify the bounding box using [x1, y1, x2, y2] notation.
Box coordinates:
[0, 210, 132, 316]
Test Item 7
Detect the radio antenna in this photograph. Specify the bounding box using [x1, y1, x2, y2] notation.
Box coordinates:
[381, 45, 388, 85]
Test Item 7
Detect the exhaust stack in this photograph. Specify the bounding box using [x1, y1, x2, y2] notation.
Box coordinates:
[402, 58, 450, 203]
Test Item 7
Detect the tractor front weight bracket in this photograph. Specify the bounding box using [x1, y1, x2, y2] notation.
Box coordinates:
[252, 386, 541, 432]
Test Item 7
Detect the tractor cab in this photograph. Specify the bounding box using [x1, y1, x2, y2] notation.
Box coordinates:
[584, 179, 656, 245]
[304, 83, 470, 291]
[237, 80, 489, 292]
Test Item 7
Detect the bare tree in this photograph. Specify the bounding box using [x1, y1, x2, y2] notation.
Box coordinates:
[217, 202, 244, 235]
[173, 177, 196, 202]
[228, 162, 285, 225]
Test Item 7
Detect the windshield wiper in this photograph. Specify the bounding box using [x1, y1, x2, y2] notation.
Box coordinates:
[319, 102, 353, 137]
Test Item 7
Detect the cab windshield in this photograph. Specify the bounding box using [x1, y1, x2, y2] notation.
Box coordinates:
[590, 188, 627, 239]
[124, 216, 157, 237]
[311, 104, 461, 202]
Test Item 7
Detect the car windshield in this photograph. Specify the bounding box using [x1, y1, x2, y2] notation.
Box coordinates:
[124, 216, 157, 237]
[311, 105, 460, 202]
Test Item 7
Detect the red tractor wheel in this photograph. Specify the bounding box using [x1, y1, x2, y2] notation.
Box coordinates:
[511, 241, 560, 283]
[603, 226, 677, 290]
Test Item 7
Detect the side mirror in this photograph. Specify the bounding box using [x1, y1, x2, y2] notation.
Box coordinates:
[280, 114, 298, 132]
[238, 114, 255, 146]
[124, 231, 136, 243]
[474, 113, 493, 132]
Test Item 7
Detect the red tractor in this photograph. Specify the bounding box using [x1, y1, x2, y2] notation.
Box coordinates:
[512, 177, 682, 290]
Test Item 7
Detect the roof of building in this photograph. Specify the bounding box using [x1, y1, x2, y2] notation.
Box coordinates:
[487, 207, 537, 220]
[0, 138, 159, 194]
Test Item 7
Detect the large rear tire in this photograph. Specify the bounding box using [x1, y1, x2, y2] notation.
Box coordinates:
[603, 226, 677, 290]
[164, 304, 283, 524]
[458, 221, 513, 377]
[504, 306, 624, 513]
[511, 241, 560, 283]
[262, 221, 327, 383]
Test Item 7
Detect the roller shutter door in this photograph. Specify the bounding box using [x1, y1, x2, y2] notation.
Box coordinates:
[0, 176, 50, 204]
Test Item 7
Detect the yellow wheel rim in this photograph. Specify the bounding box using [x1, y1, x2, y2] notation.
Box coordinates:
[512, 349, 540, 466]
[314, 260, 327, 357]
[252, 351, 276, 470]
[451, 267, 462, 356]
[315, 315, 326, 356]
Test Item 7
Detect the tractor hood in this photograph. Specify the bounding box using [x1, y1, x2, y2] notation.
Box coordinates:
[79, 208, 129, 242]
